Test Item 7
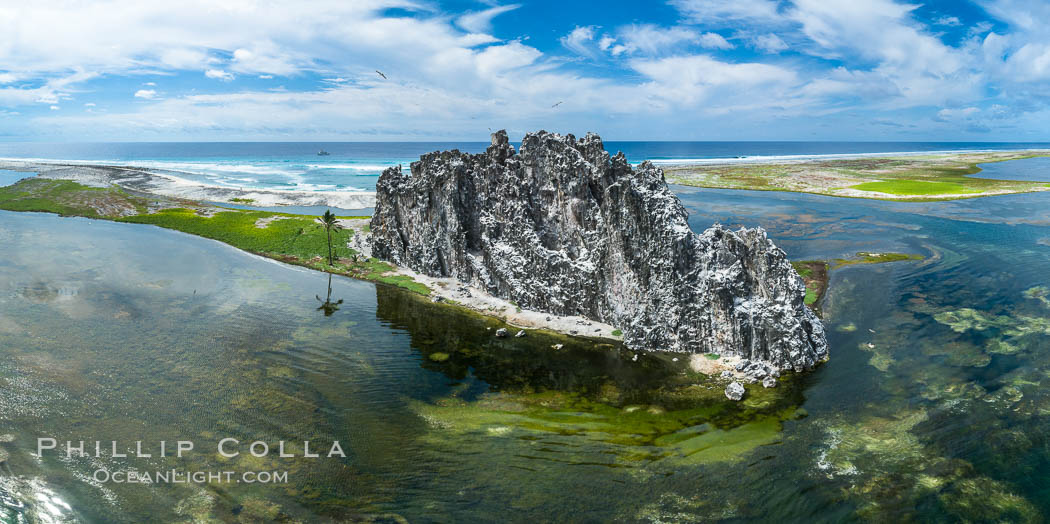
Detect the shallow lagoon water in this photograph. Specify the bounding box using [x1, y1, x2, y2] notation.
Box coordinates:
[3, 162, 1050, 521]
[0, 170, 30, 187]
[974, 156, 1050, 182]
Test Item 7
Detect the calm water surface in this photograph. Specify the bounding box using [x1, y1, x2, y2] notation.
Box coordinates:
[975, 156, 1050, 182]
[2, 161, 1050, 521]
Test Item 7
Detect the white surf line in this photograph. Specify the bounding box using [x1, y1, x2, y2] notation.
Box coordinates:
[642, 148, 1050, 166]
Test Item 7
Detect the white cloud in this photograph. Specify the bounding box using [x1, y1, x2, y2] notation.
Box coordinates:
[671, 0, 782, 23]
[934, 16, 962, 26]
[785, 0, 977, 107]
[977, 0, 1050, 31]
[613, 25, 701, 55]
[230, 44, 298, 76]
[630, 55, 800, 110]
[50, 105, 60, 110]
[455, 4, 520, 34]
[205, 69, 235, 81]
[753, 34, 788, 53]
[936, 106, 980, 120]
[157, 48, 209, 70]
[596, 25, 730, 56]
[474, 41, 541, 76]
[998, 42, 1050, 82]
[699, 32, 734, 50]
[144, 82, 156, 86]
[134, 89, 158, 99]
[5, 0, 1050, 139]
[561, 26, 597, 57]
[84, 102, 96, 107]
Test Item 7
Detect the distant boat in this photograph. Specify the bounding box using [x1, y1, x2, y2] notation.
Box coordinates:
[317, 150, 330, 156]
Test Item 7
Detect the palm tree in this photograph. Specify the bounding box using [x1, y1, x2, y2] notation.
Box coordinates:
[319, 209, 341, 265]
[316, 274, 344, 316]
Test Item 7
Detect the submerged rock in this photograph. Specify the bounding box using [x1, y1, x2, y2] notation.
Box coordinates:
[371, 130, 828, 371]
[514, 330, 526, 338]
[725, 382, 746, 401]
[495, 328, 508, 338]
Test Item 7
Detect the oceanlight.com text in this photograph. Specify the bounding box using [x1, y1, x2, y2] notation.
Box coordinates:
[92, 469, 289, 484]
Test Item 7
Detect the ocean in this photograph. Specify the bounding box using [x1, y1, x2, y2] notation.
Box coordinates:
[1, 140, 1048, 193]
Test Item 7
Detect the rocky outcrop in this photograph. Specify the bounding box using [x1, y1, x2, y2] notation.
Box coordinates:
[725, 382, 746, 401]
[371, 130, 828, 371]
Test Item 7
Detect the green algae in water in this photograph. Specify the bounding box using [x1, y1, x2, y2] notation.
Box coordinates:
[836, 322, 858, 332]
[410, 393, 798, 467]
[10, 171, 1050, 521]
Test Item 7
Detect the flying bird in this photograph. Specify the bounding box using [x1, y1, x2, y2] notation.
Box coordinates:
[375, 70, 387, 80]
[551, 101, 563, 108]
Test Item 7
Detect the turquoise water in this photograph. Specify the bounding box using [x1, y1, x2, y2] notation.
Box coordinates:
[0, 170, 30, 187]
[3, 158, 1050, 521]
[1, 141, 1047, 194]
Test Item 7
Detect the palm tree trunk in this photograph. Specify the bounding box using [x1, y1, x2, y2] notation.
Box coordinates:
[327, 227, 333, 265]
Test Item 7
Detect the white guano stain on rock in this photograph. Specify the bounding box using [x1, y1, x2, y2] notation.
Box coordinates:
[370, 130, 829, 372]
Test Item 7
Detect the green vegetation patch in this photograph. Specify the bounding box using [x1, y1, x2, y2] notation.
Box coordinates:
[350, 258, 431, 295]
[228, 197, 255, 203]
[0, 178, 145, 217]
[791, 260, 830, 308]
[832, 252, 925, 269]
[665, 152, 1050, 201]
[122, 208, 431, 295]
[0, 178, 432, 297]
[851, 180, 973, 196]
[792, 253, 921, 312]
[121, 208, 348, 260]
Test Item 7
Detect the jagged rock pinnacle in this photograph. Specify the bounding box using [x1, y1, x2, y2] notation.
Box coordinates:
[371, 130, 828, 371]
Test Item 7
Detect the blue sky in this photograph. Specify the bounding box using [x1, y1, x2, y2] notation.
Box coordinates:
[1, 0, 1049, 141]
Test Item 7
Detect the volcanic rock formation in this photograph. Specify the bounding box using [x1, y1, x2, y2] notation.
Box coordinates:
[371, 130, 828, 371]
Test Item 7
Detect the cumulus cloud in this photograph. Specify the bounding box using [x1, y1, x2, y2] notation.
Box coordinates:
[134, 89, 158, 99]
[618, 25, 698, 55]
[205, 69, 235, 81]
[699, 32, 734, 50]
[785, 0, 978, 107]
[4, 0, 1050, 139]
[630, 55, 801, 111]
[561, 26, 597, 57]
[592, 25, 731, 57]
[753, 33, 788, 53]
[455, 4, 520, 34]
